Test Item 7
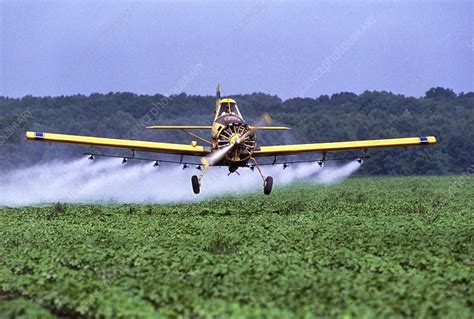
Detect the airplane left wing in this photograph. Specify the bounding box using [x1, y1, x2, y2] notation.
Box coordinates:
[25, 131, 210, 156]
[253, 136, 437, 157]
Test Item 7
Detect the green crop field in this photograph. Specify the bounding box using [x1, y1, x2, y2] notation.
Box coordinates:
[0, 176, 473, 318]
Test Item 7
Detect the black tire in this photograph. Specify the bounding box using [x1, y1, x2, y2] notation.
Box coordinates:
[191, 175, 200, 194]
[263, 176, 273, 195]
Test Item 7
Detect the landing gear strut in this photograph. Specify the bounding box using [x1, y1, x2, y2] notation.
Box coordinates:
[250, 158, 273, 195]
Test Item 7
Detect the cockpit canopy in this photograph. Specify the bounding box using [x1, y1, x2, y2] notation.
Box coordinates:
[217, 98, 242, 118]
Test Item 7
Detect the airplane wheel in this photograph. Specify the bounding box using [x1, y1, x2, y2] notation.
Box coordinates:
[191, 175, 200, 194]
[263, 176, 273, 195]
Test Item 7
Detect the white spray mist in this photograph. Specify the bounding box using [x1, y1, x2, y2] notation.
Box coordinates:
[314, 161, 362, 185]
[0, 158, 361, 206]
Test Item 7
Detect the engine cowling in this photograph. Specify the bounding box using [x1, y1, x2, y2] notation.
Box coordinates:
[216, 122, 256, 162]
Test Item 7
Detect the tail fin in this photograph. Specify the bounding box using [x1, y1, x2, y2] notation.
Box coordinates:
[215, 83, 221, 115]
[216, 83, 221, 99]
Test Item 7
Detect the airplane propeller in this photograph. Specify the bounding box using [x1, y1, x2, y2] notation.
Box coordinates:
[201, 113, 272, 167]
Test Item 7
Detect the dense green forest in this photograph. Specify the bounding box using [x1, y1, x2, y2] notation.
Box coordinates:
[0, 87, 472, 175]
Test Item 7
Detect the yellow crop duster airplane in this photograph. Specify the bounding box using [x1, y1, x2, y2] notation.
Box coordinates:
[26, 85, 437, 195]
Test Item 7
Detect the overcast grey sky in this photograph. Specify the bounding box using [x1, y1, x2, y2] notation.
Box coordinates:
[1, 1, 472, 99]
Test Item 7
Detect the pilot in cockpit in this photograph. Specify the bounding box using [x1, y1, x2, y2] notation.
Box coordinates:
[219, 99, 239, 116]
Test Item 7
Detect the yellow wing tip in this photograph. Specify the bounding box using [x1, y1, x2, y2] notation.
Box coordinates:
[427, 136, 437, 144]
[25, 131, 38, 139]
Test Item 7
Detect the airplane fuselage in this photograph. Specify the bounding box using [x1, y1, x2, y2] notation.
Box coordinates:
[208, 98, 257, 170]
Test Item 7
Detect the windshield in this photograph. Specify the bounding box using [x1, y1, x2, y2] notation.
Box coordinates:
[220, 102, 238, 115]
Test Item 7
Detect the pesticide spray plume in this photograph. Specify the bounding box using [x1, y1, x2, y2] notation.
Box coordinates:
[315, 161, 362, 185]
[0, 158, 362, 207]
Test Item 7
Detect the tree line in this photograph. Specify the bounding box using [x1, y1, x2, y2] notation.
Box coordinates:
[0, 87, 472, 175]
